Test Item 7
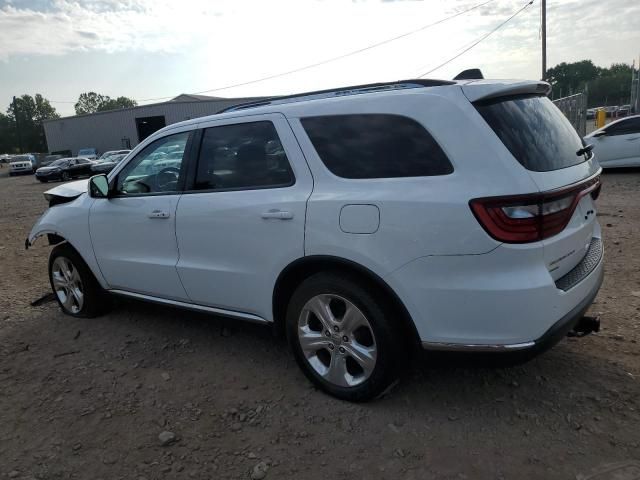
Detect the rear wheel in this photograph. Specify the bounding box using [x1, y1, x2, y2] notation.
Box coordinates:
[49, 244, 109, 318]
[286, 273, 403, 401]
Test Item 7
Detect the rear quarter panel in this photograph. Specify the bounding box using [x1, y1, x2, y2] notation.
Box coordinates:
[285, 87, 541, 276]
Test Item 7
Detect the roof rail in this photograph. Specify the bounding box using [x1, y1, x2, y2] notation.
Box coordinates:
[218, 79, 455, 113]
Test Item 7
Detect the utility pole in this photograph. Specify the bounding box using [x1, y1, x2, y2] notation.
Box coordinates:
[541, 0, 547, 80]
[12, 96, 23, 154]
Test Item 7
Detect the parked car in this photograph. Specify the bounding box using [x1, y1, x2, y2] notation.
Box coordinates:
[586, 108, 597, 120]
[91, 153, 128, 174]
[617, 105, 631, 118]
[98, 150, 131, 161]
[35, 157, 96, 182]
[585, 114, 640, 168]
[604, 106, 619, 118]
[9, 154, 36, 175]
[28, 78, 604, 401]
[77, 148, 99, 160]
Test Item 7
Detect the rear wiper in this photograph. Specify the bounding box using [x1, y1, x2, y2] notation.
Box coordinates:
[576, 144, 594, 157]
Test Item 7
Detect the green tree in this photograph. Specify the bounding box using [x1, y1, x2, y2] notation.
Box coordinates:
[0, 112, 17, 153]
[75, 92, 137, 114]
[99, 96, 137, 111]
[6, 94, 59, 152]
[544, 60, 601, 97]
[545, 60, 635, 108]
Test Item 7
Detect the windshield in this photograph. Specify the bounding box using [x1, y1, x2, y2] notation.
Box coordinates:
[475, 95, 588, 172]
[49, 159, 70, 167]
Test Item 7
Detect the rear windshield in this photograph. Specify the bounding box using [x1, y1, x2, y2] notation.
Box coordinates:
[475, 95, 588, 172]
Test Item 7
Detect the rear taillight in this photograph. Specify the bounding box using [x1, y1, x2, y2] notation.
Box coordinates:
[470, 175, 601, 243]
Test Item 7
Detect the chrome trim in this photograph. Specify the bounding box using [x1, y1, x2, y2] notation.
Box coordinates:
[421, 341, 535, 352]
[108, 289, 271, 324]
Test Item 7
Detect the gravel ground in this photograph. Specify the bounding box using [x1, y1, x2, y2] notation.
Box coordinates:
[0, 170, 639, 480]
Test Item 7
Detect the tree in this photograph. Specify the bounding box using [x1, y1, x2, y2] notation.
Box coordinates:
[99, 96, 137, 111]
[75, 92, 137, 114]
[544, 60, 601, 97]
[0, 112, 16, 153]
[6, 94, 59, 152]
[545, 60, 635, 107]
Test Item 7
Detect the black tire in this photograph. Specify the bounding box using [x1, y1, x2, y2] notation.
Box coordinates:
[9, 172, 14, 177]
[38, 178, 48, 183]
[48, 243, 109, 318]
[61, 171, 70, 181]
[286, 272, 404, 402]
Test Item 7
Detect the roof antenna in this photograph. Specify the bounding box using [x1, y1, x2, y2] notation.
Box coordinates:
[453, 69, 484, 80]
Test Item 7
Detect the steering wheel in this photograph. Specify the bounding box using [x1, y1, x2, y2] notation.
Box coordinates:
[155, 167, 180, 191]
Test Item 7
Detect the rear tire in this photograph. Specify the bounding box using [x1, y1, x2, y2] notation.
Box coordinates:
[286, 272, 403, 402]
[48, 243, 109, 318]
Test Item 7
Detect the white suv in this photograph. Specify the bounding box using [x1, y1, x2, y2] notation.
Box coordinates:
[10, 154, 36, 175]
[27, 79, 604, 401]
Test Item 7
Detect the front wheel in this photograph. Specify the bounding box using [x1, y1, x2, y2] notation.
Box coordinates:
[49, 244, 109, 318]
[61, 171, 70, 182]
[286, 273, 403, 401]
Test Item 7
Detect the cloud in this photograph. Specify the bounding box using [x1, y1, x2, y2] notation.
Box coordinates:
[0, 0, 224, 60]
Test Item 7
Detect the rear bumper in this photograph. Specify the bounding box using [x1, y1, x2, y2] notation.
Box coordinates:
[387, 236, 604, 349]
[420, 264, 603, 353]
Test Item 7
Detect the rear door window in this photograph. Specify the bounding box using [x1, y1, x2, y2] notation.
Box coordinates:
[475, 95, 588, 172]
[300, 114, 453, 179]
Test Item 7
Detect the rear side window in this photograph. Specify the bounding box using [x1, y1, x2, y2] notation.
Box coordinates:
[606, 117, 640, 136]
[301, 114, 453, 179]
[475, 95, 588, 172]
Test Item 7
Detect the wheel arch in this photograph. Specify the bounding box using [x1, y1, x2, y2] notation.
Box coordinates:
[272, 255, 421, 349]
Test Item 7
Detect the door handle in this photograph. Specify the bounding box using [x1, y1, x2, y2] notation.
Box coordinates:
[261, 210, 293, 220]
[148, 210, 170, 219]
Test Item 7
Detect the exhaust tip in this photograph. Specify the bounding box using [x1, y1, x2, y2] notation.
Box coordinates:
[568, 315, 600, 338]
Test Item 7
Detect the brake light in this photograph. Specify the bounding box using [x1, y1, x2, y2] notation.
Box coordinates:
[470, 175, 601, 243]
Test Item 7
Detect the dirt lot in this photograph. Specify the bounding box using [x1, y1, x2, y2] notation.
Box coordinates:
[0, 170, 639, 480]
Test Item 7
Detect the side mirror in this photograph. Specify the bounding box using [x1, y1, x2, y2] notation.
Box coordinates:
[88, 174, 110, 198]
[593, 130, 607, 137]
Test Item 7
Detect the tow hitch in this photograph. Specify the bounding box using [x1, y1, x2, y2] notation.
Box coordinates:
[568, 315, 600, 338]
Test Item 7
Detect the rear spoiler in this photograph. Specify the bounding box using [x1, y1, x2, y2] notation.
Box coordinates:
[461, 80, 551, 103]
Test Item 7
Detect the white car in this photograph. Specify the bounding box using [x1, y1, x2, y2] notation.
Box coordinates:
[27, 78, 604, 401]
[77, 148, 99, 160]
[9, 154, 36, 175]
[585, 115, 640, 168]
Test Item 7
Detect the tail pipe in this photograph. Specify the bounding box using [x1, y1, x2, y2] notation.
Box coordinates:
[568, 315, 600, 338]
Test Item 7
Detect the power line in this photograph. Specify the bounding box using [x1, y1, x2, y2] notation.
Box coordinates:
[48, 0, 497, 105]
[417, 0, 535, 78]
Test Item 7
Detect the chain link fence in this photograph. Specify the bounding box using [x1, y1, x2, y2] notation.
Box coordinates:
[552, 92, 588, 137]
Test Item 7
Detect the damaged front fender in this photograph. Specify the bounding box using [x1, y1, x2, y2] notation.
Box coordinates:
[25, 190, 109, 289]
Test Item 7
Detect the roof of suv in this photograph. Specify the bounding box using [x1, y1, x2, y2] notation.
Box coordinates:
[154, 78, 550, 137]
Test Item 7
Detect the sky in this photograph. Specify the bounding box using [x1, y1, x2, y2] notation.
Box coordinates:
[0, 0, 638, 117]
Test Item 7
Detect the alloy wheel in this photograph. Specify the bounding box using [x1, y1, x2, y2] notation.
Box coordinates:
[51, 256, 84, 314]
[298, 294, 377, 387]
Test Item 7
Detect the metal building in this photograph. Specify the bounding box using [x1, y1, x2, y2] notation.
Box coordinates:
[43, 94, 264, 156]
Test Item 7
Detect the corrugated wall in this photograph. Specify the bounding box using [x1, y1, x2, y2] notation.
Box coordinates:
[43, 98, 262, 155]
